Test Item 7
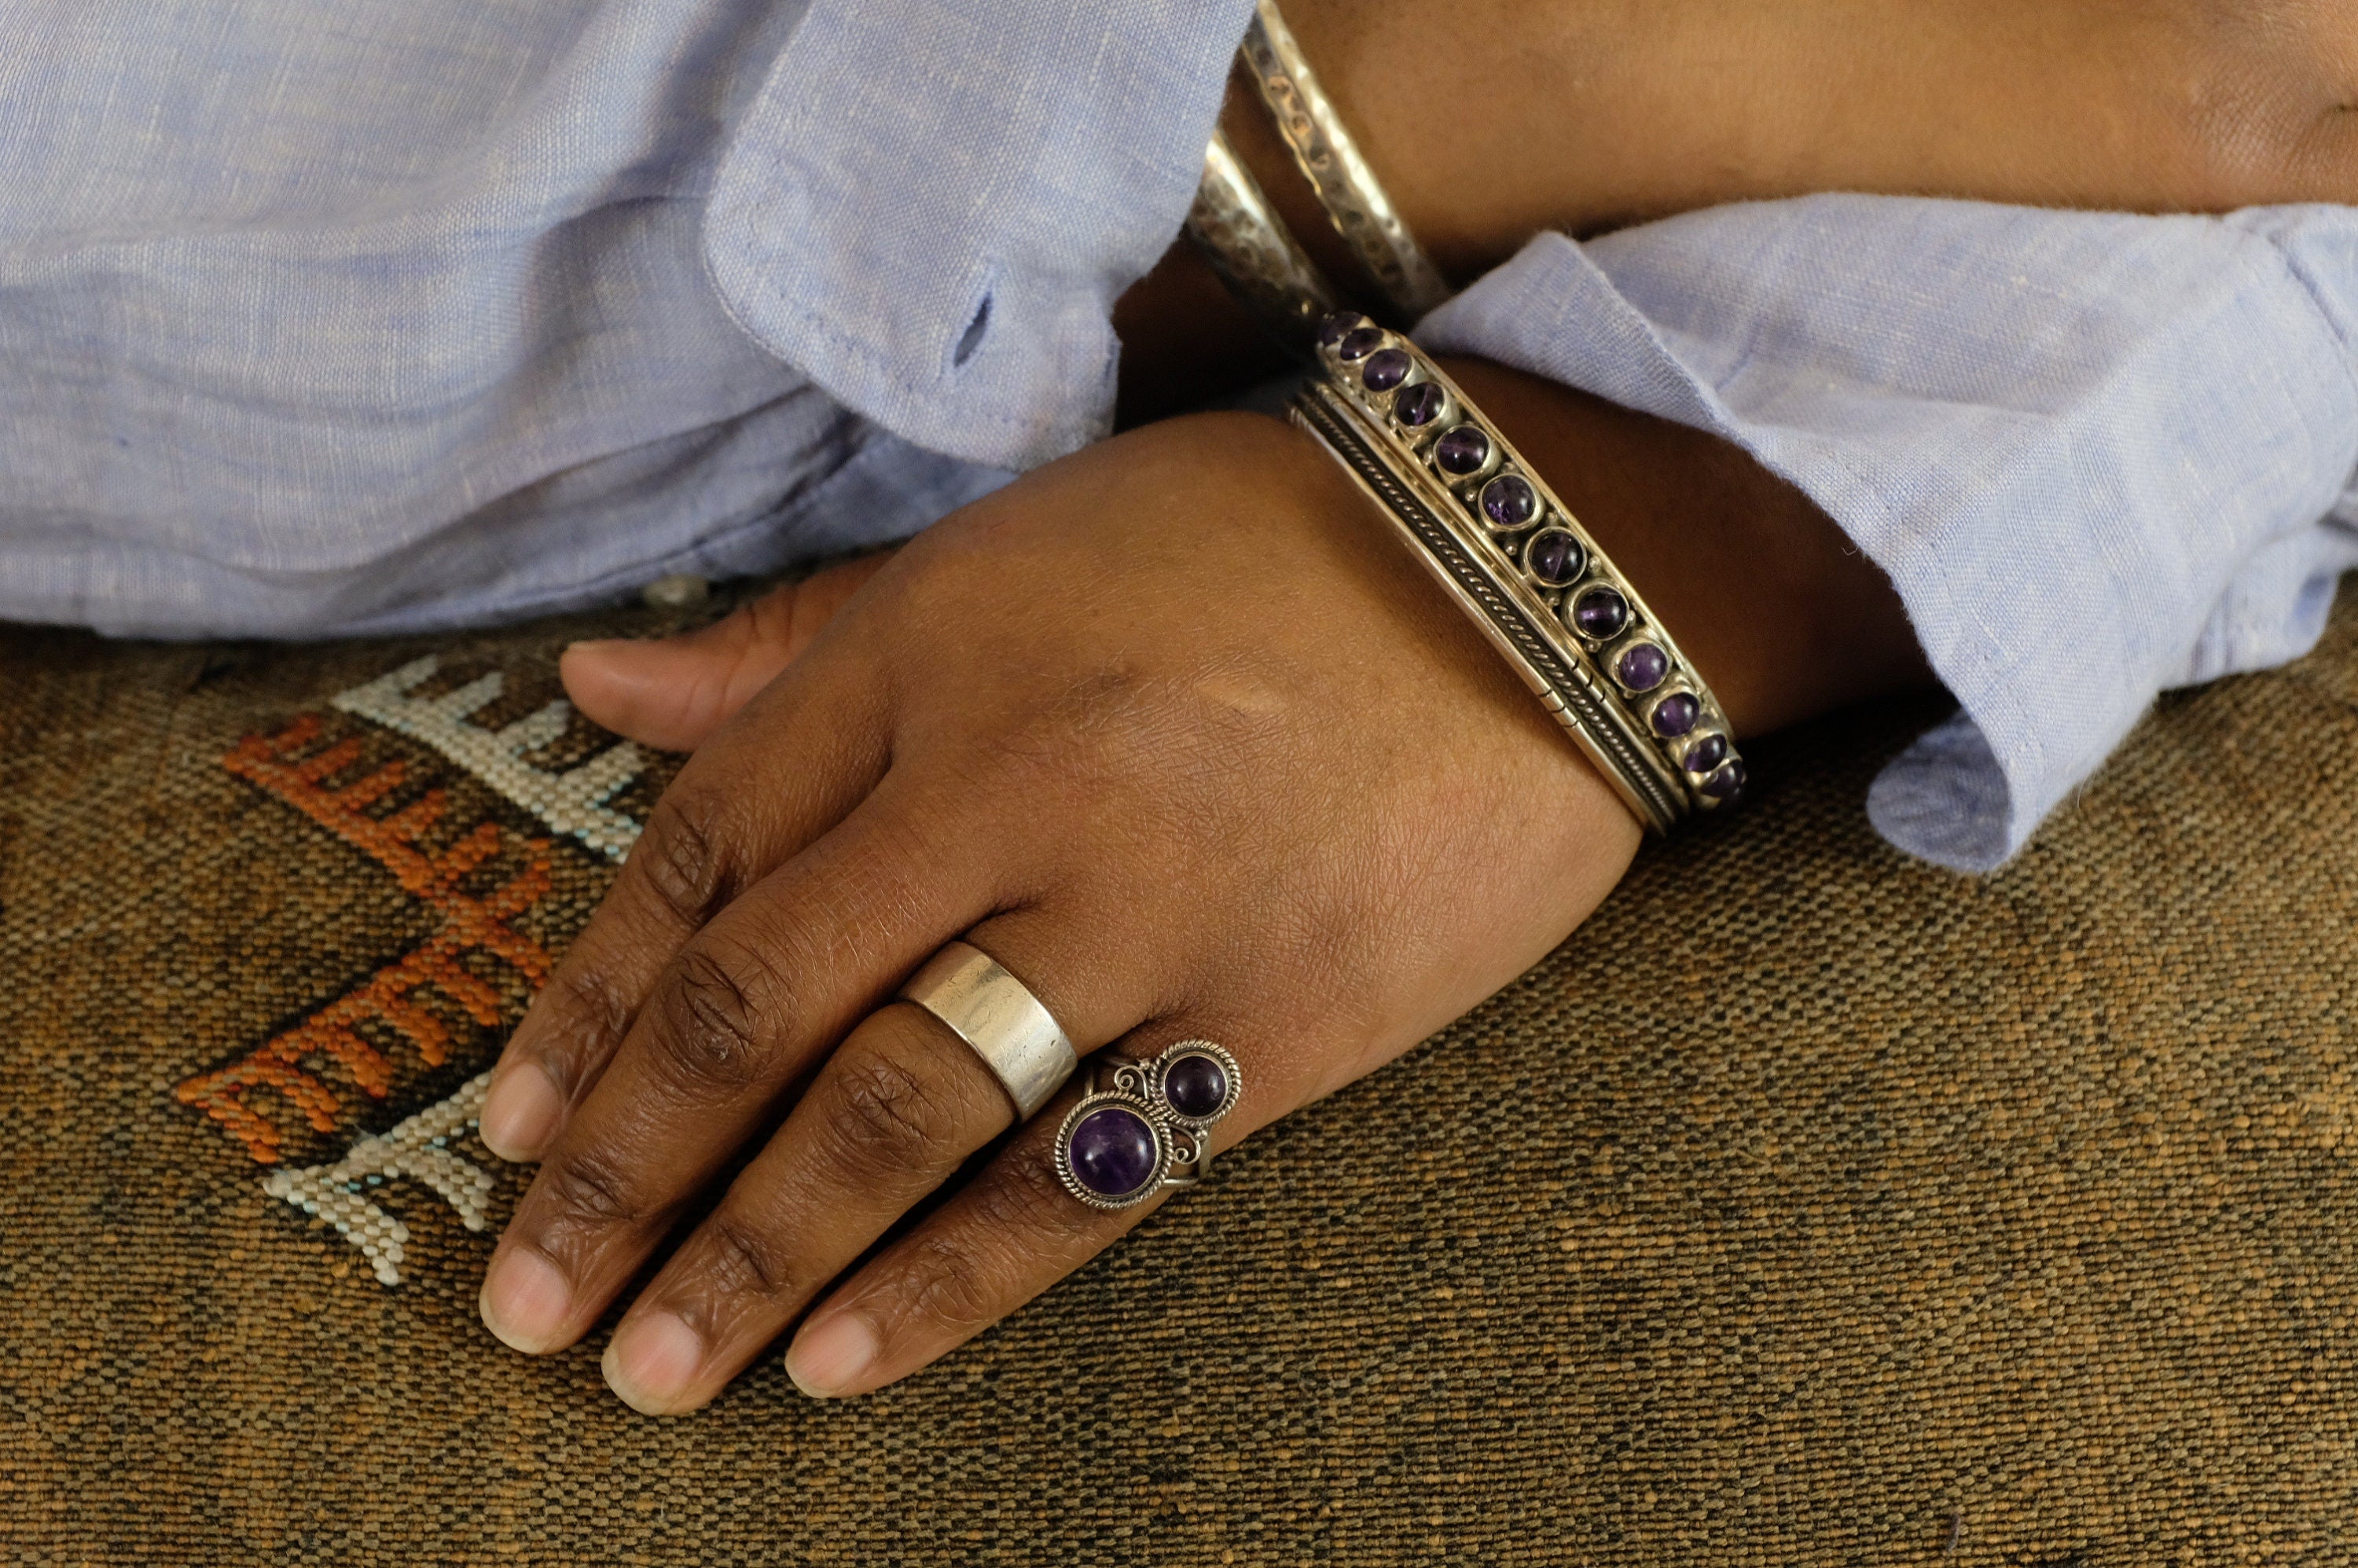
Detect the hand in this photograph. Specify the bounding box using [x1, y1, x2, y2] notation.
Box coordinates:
[560, 550, 894, 754]
[474, 374, 1921, 1413]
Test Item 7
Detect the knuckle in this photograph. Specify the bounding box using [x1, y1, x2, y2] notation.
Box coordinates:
[2159, 9, 2358, 191]
[634, 784, 746, 930]
[699, 1214, 793, 1303]
[742, 586, 803, 649]
[820, 1041, 960, 1174]
[534, 965, 635, 1092]
[646, 942, 780, 1096]
[896, 1234, 1002, 1335]
[976, 1148, 1102, 1247]
[843, 1118, 1144, 1349]
[989, 663, 1276, 814]
[1044, 670, 1176, 769]
[537, 1144, 648, 1234]
[978, 669, 1159, 782]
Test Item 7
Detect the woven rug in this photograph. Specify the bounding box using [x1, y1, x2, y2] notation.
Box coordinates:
[4, 588, 2356, 1565]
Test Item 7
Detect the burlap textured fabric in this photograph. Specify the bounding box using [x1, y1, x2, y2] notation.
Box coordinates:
[4, 590, 2357, 1565]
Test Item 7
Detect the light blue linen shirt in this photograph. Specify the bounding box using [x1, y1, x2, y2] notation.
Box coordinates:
[4, 0, 2355, 873]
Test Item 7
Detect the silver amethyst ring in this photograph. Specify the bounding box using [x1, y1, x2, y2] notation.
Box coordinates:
[1055, 1041, 1243, 1210]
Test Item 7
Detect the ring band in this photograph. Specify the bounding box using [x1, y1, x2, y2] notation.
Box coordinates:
[897, 941, 1078, 1120]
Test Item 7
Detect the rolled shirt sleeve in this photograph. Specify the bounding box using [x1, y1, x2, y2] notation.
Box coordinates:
[1419, 198, 2358, 872]
[703, 0, 1257, 472]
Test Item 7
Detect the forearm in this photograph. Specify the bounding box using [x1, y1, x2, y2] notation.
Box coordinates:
[1414, 204, 2358, 872]
[1118, 0, 2358, 413]
[1244, 0, 2357, 277]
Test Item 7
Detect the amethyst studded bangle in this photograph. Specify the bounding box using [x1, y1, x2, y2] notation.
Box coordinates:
[1291, 314, 1747, 831]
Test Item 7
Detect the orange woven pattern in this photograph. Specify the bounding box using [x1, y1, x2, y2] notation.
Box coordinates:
[174, 718, 553, 1162]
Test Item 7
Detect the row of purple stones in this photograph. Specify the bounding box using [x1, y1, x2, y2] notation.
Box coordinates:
[1065, 1050, 1231, 1199]
[1319, 311, 1745, 803]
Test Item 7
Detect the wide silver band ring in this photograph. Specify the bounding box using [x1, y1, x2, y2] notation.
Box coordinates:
[897, 941, 1078, 1120]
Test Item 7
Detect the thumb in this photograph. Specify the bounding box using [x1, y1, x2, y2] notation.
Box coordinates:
[561, 552, 893, 751]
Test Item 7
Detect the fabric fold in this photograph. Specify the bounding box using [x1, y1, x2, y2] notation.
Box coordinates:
[702, 0, 1256, 472]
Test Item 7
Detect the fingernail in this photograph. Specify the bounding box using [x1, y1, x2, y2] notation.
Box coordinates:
[604, 1311, 707, 1416]
[479, 1064, 562, 1162]
[479, 1247, 573, 1353]
[785, 1311, 879, 1399]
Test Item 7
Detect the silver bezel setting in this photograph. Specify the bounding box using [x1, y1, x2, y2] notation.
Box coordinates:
[1564, 584, 1633, 644]
[1428, 422, 1504, 489]
[1516, 525, 1587, 595]
[1678, 732, 1731, 776]
[1473, 471, 1542, 534]
[1607, 637, 1670, 696]
[1388, 378, 1456, 446]
[1054, 1092, 1173, 1212]
[1053, 1041, 1244, 1210]
[1641, 686, 1700, 740]
[1149, 1040, 1243, 1131]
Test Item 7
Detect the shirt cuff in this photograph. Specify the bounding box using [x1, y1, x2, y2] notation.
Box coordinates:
[702, 0, 1255, 473]
[1417, 198, 2358, 872]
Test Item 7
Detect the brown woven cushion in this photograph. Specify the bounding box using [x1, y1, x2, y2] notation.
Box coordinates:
[4, 591, 2356, 1564]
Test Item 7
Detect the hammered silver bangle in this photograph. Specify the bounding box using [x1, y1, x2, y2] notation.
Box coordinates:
[1184, 127, 1343, 351]
[1291, 314, 1746, 832]
[1240, 0, 1452, 323]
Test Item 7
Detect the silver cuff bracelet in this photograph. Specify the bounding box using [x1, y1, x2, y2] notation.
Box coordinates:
[1291, 315, 1747, 832]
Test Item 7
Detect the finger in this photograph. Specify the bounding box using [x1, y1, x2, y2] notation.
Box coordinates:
[479, 778, 1006, 1356]
[562, 554, 894, 752]
[479, 627, 890, 1163]
[594, 902, 1165, 1413]
[780, 1026, 1256, 1401]
[595, 1003, 1016, 1415]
